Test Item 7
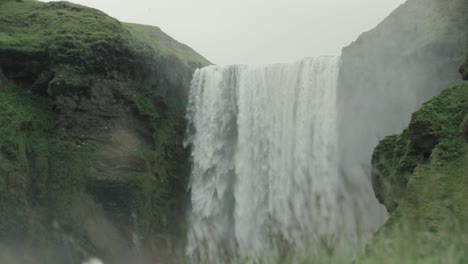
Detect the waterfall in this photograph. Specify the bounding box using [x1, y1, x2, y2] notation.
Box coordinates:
[185, 57, 365, 262]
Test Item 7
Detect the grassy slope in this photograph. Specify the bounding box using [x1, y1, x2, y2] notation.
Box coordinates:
[365, 83, 468, 263]
[0, 0, 209, 67]
[124, 23, 210, 67]
[0, 0, 128, 50]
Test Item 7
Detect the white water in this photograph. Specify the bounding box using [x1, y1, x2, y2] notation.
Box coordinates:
[185, 57, 356, 262]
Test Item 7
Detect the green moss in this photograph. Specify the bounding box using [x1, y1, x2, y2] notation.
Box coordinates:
[367, 84, 468, 262]
[0, 0, 208, 94]
[361, 152, 468, 263]
[47, 65, 93, 96]
[0, 70, 94, 243]
[0, 0, 206, 261]
[372, 83, 468, 213]
[361, 83, 468, 263]
[0, 0, 130, 53]
[371, 130, 419, 212]
[124, 23, 210, 68]
[135, 107, 189, 238]
[411, 84, 468, 160]
[131, 95, 159, 120]
[0, 0, 210, 68]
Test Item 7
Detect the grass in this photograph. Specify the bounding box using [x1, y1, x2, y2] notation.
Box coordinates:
[185, 217, 468, 264]
[366, 83, 468, 263]
[0, 0, 130, 53]
[0, 0, 209, 77]
[124, 23, 210, 67]
[372, 83, 468, 214]
[359, 222, 468, 264]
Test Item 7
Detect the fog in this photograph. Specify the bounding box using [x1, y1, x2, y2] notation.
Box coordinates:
[38, 0, 405, 65]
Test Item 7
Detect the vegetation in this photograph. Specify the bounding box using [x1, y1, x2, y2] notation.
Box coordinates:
[358, 223, 468, 264]
[339, 0, 468, 260]
[372, 83, 468, 217]
[124, 23, 210, 68]
[0, 0, 208, 69]
[0, 0, 466, 263]
[367, 82, 468, 263]
[0, 0, 209, 263]
[338, 0, 468, 217]
[0, 69, 96, 263]
[372, 83, 468, 213]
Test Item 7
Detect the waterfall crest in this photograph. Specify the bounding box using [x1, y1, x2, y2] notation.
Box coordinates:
[185, 57, 352, 262]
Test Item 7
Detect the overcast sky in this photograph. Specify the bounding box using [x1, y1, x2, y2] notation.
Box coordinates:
[39, 0, 406, 65]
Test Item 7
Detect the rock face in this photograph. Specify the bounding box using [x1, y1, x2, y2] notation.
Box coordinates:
[337, 0, 468, 225]
[461, 53, 468, 80]
[372, 81, 468, 216]
[364, 80, 468, 262]
[0, 0, 209, 263]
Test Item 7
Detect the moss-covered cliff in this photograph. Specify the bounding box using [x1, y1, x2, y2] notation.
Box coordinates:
[0, 0, 209, 263]
[337, 0, 468, 229]
[362, 64, 468, 263]
[372, 82, 468, 218]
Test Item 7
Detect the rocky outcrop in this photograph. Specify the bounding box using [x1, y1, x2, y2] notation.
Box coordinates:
[461, 53, 468, 80]
[337, 0, 468, 225]
[362, 79, 468, 263]
[0, 0, 209, 263]
[372, 81, 468, 215]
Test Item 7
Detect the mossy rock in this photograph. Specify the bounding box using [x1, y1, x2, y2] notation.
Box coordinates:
[372, 83, 468, 214]
[371, 130, 419, 213]
[338, 0, 468, 214]
[363, 83, 468, 263]
[0, 0, 209, 263]
[372, 83, 468, 228]
[460, 52, 468, 80]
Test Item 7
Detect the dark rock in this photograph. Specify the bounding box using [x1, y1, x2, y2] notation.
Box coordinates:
[0, 0, 209, 263]
[460, 53, 468, 80]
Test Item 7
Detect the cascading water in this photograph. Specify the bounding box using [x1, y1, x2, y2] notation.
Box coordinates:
[185, 57, 373, 262]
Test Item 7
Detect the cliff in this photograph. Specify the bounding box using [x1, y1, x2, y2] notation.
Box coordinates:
[0, 0, 209, 263]
[362, 65, 468, 263]
[359, 0, 468, 261]
[460, 53, 468, 80]
[337, 0, 468, 229]
[372, 52, 468, 214]
[372, 80, 468, 219]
